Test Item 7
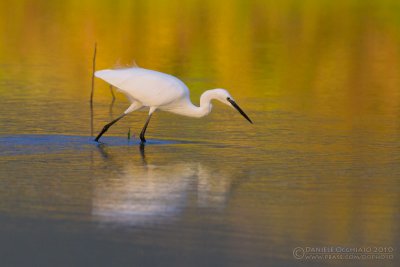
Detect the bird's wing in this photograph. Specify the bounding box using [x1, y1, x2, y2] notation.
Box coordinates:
[95, 68, 189, 107]
[95, 68, 137, 89]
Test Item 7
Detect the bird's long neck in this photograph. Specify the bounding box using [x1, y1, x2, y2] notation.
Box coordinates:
[174, 90, 214, 118]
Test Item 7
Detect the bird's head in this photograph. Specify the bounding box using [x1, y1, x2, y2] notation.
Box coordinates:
[210, 89, 253, 124]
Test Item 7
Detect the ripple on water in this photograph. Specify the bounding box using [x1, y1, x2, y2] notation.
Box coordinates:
[0, 134, 193, 156]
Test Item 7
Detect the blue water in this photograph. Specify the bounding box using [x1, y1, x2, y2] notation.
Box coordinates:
[0, 134, 193, 156]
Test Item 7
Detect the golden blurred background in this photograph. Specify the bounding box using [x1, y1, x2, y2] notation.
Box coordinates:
[0, 0, 399, 109]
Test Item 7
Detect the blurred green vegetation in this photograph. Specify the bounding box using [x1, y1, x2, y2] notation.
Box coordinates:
[0, 0, 399, 115]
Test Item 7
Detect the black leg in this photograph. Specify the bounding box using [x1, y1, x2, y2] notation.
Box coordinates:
[140, 114, 153, 143]
[95, 113, 126, 142]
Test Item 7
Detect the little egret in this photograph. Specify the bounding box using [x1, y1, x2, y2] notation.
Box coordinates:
[94, 67, 253, 142]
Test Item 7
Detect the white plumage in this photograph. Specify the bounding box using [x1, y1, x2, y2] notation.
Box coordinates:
[95, 68, 188, 109]
[94, 66, 252, 142]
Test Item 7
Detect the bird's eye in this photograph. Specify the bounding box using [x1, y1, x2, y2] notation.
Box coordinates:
[227, 97, 231, 100]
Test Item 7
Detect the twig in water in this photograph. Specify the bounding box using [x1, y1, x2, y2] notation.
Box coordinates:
[90, 42, 97, 105]
[89, 42, 97, 136]
[109, 85, 116, 118]
[110, 85, 116, 101]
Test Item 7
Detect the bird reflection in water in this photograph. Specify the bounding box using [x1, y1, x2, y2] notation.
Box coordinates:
[92, 144, 233, 226]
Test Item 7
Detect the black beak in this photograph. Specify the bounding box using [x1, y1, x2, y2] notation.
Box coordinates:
[227, 98, 253, 124]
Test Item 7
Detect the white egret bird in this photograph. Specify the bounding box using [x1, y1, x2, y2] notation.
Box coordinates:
[94, 66, 253, 142]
